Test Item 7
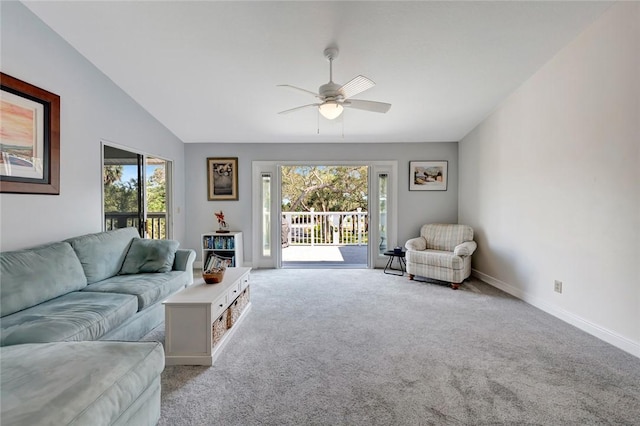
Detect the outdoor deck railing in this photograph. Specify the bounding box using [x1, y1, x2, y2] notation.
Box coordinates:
[105, 212, 167, 239]
[282, 209, 368, 246]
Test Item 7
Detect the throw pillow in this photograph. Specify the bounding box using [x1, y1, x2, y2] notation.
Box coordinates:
[119, 238, 180, 274]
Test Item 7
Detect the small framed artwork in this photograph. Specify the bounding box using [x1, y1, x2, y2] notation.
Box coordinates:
[0, 72, 60, 194]
[409, 161, 448, 191]
[207, 157, 238, 201]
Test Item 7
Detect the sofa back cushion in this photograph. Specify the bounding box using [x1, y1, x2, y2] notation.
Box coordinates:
[66, 227, 139, 284]
[421, 224, 474, 251]
[0, 242, 87, 317]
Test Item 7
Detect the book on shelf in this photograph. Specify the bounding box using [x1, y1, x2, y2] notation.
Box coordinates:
[203, 235, 235, 250]
[204, 251, 235, 269]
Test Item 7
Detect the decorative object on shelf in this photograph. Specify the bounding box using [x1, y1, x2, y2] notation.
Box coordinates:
[214, 210, 230, 233]
[0, 72, 60, 194]
[203, 253, 228, 284]
[409, 161, 448, 191]
[207, 157, 238, 201]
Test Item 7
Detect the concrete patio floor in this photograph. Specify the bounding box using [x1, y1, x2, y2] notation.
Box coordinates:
[282, 245, 368, 268]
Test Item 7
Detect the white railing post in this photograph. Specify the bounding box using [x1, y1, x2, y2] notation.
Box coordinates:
[356, 208, 362, 246]
[284, 212, 292, 246]
[332, 213, 340, 244]
[310, 208, 315, 246]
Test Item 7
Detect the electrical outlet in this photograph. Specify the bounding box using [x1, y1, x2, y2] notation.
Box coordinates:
[554, 280, 563, 293]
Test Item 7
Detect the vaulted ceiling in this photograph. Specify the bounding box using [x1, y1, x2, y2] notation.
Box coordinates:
[23, 1, 611, 143]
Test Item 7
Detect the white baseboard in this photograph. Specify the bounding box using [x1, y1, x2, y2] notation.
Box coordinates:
[472, 269, 640, 359]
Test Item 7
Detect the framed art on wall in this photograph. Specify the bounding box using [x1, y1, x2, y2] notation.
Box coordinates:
[207, 157, 238, 200]
[409, 161, 448, 191]
[0, 72, 60, 194]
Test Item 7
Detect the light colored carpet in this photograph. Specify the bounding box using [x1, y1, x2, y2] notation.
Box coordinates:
[142, 269, 640, 425]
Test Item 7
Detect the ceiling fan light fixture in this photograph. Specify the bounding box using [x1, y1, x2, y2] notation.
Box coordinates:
[318, 101, 343, 120]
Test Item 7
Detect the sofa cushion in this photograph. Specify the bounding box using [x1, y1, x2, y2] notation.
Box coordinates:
[420, 224, 474, 251]
[406, 249, 465, 270]
[0, 340, 164, 426]
[66, 227, 139, 284]
[120, 238, 180, 274]
[0, 291, 138, 346]
[82, 270, 187, 311]
[0, 242, 87, 317]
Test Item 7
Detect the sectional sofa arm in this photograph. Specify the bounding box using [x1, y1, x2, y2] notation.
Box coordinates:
[405, 236, 427, 251]
[453, 241, 477, 257]
[173, 249, 196, 272]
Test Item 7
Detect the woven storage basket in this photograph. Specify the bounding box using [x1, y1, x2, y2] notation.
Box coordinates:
[238, 287, 250, 310]
[229, 287, 250, 328]
[227, 300, 239, 329]
[212, 309, 228, 346]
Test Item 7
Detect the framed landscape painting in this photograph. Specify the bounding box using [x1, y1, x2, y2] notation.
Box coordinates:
[207, 157, 238, 201]
[0, 72, 60, 194]
[409, 161, 448, 191]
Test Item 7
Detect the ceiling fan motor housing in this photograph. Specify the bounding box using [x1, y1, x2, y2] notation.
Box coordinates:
[319, 82, 344, 102]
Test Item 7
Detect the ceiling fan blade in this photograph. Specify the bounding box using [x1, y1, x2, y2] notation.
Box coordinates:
[277, 84, 319, 98]
[344, 99, 391, 114]
[339, 75, 375, 99]
[278, 104, 319, 115]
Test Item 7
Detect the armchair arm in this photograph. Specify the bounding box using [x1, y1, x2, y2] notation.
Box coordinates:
[405, 236, 427, 251]
[453, 241, 477, 257]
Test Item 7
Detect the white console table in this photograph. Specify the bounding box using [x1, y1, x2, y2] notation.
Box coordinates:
[163, 267, 251, 366]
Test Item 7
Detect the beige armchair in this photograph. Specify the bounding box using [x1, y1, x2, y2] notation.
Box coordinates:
[404, 223, 477, 289]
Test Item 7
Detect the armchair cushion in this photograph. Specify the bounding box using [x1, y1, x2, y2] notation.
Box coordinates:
[406, 250, 465, 270]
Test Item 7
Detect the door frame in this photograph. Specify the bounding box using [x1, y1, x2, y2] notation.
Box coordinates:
[252, 160, 397, 269]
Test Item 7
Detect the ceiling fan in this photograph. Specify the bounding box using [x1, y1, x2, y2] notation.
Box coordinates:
[278, 47, 391, 120]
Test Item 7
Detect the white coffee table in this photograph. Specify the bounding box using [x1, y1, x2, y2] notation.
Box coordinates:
[163, 267, 251, 366]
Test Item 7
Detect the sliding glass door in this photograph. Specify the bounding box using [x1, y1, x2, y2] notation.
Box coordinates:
[102, 144, 172, 239]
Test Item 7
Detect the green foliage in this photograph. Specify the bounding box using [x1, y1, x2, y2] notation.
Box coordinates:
[281, 165, 368, 213]
[103, 165, 123, 185]
[103, 165, 166, 213]
[146, 166, 166, 212]
[104, 180, 138, 213]
[104, 165, 135, 213]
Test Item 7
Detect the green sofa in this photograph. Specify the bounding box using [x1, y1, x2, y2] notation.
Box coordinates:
[0, 227, 196, 425]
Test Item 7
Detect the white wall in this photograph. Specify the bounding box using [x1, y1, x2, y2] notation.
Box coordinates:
[185, 142, 459, 264]
[459, 2, 639, 357]
[0, 2, 187, 250]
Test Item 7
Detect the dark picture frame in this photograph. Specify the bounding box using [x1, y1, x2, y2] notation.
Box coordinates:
[0, 73, 60, 194]
[207, 157, 238, 201]
[409, 161, 448, 191]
